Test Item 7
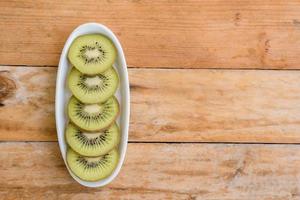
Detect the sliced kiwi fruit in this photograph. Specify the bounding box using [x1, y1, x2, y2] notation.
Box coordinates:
[68, 67, 119, 104]
[66, 122, 120, 157]
[68, 96, 119, 131]
[67, 148, 119, 181]
[68, 34, 117, 75]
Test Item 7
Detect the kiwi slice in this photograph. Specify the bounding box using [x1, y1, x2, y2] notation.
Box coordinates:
[68, 96, 119, 131]
[68, 67, 119, 104]
[67, 148, 119, 181]
[66, 122, 120, 157]
[68, 34, 117, 75]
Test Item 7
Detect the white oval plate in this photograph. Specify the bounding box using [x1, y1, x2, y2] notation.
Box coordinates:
[55, 23, 130, 187]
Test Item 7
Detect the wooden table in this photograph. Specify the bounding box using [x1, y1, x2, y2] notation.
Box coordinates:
[1, 1, 300, 199]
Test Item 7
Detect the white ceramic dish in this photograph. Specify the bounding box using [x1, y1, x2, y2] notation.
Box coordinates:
[55, 23, 130, 187]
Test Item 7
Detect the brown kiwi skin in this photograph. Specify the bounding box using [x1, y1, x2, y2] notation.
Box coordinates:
[68, 96, 120, 133]
[65, 122, 120, 158]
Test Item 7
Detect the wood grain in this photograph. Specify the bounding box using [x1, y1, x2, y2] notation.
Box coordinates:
[0, 142, 299, 200]
[1, 0, 300, 69]
[1, 66, 300, 143]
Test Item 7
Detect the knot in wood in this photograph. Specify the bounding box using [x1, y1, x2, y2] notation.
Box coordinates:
[0, 74, 16, 101]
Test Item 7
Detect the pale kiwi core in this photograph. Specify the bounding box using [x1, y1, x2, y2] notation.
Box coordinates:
[81, 131, 104, 139]
[84, 76, 103, 87]
[83, 104, 104, 113]
[84, 48, 103, 60]
[84, 156, 103, 162]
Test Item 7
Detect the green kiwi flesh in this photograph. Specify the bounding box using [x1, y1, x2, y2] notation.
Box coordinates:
[68, 96, 119, 131]
[68, 67, 119, 104]
[66, 123, 120, 157]
[68, 34, 117, 75]
[67, 148, 119, 181]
